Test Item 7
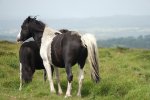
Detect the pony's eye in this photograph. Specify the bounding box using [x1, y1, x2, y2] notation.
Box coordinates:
[21, 24, 28, 30]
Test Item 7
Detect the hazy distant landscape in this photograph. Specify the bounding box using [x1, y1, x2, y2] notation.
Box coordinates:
[0, 15, 150, 48]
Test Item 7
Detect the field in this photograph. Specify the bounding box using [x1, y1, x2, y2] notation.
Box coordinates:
[0, 41, 150, 100]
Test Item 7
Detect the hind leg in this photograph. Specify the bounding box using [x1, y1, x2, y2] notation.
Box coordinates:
[55, 67, 63, 95]
[77, 62, 86, 97]
[77, 66, 84, 97]
[65, 63, 73, 98]
[77, 48, 87, 96]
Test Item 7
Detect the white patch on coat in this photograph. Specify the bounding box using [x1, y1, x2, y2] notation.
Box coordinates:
[17, 30, 21, 40]
[77, 68, 84, 96]
[43, 61, 56, 92]
[40, 27, 61, 65]
[40, 26, 62, 93]
[71, 31, 80, 36]
[65, 82, 72, 98]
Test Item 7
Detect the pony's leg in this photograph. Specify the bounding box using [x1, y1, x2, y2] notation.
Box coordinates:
[65, 64, 73, 98]
[77, 48, 87, 97]
[43, 69, 47, 82]
[55, 67, 63, 95]
[77, 66, 84, 97]
[43, 61, 56, 93]
[19, 63, 22, 91]
[65, 82, 72, 98]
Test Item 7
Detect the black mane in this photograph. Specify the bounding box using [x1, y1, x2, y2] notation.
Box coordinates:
[20, 16, 46, 46]
[59, 29, 69, 33]
[23, 16, 46, 28]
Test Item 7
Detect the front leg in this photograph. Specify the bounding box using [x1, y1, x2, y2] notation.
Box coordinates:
[43, 65, 54, 82]
[65, 82, 72, 98]
[43, 60, 56, 93]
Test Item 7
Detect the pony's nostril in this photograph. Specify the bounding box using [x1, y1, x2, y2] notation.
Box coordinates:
[17, 37, 22, 43]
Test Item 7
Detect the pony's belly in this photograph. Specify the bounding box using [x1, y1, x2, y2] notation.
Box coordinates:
[51, 57, 65, 68]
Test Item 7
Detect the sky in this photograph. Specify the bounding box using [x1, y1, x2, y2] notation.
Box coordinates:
[0, 0, 150, 20]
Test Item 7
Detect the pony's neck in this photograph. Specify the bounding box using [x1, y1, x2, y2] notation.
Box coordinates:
[43, 27, 57, 37]
[30, 22, 45, 47]
[32, 26, 61, 47]
[32, 31, 43, 47]
[41, 26, 61, 42]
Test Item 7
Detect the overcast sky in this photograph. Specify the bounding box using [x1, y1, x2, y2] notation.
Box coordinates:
[0, 0, 150, 20]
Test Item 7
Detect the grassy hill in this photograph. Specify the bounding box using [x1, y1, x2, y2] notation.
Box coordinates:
[0, 41, 150, 100]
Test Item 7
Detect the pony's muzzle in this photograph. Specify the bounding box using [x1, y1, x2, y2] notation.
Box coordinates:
[16, 38, 23, 44]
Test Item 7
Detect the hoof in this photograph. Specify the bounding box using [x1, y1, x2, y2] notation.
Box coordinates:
[77, 93, 81, 97]
[51, 90, 56, 94]
[65, 94, 72, 98]
[19, 87, 22, 91]
[58, 91, 63, 95]
[58, 88, 63, 95]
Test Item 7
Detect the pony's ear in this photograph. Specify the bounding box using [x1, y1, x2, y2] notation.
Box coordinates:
[27, 16, 32, 22]
[34, 16, 37, 20]
[34, 15, 39, 20]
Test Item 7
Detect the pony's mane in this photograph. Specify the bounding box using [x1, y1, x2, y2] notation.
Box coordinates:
[34, 19, 46, 26]
[59, 29, 69, 33]
[23, 16, 46, 27]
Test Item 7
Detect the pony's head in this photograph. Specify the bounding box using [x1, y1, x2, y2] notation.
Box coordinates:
[22, 65, 35, 83]
[17, 16, 45, 42]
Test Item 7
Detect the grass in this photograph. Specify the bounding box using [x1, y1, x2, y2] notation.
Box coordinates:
[0, 41, 150, 100]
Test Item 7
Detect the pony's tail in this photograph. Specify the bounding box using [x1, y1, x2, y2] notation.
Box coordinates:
[81, 34, 100, 83]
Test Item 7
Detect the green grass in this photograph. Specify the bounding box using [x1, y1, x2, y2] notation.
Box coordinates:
[0, 41, 150, 100]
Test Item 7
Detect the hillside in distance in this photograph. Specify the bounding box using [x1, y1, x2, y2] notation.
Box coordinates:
[0, 15, 150, 48]
[98, 34, 150, 49]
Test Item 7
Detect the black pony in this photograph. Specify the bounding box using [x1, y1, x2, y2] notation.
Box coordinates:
[17, 16, 100, 97]
[19, 41, 52, 90]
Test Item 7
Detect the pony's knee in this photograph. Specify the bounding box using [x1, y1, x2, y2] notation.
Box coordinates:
[65, 64, 73, 82]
